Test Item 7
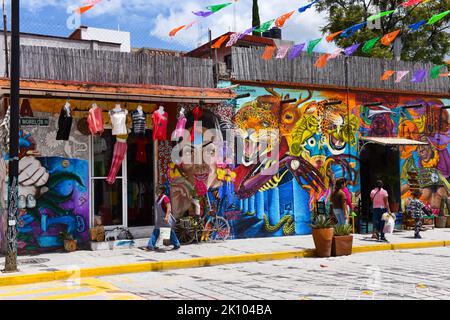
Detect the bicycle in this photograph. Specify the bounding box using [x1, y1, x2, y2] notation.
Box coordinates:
[173, 209, 230, 244]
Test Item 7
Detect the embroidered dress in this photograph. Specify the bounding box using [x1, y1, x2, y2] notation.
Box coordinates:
[56, 106, 73, 140]
[131, 110, 147, 135]
[87, 105, 104, 135]
[152, 111, 168, 141]
[172, 116, 187, 140]
[109, 109, 128, 136]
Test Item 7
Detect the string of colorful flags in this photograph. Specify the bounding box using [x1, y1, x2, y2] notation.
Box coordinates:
[380, 63, 450, 83]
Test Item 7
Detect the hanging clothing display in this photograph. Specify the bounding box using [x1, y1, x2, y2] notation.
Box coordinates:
[152, 109, 168, 141]
[172, 111, 187, 140]
[135, 136, 150, 163]
[131, 110, 147, 135]
[109, 108, 128, 136]
[56, 103, 73, 141]
[106, 140, 128, 185]
[190, 106, 203, 142]
[87, 104, 104, 136]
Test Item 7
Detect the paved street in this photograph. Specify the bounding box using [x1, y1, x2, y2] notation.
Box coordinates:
[3, 247, 449, 300]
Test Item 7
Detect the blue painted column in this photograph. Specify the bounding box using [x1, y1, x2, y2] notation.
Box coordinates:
[256, 191, 265, 219]
[239, 199, 243, 211]
[293, 179, 310, 234]
[243, 198, 248, 213]
[268, 187, 280, 226]
[248, 195, 255, 214]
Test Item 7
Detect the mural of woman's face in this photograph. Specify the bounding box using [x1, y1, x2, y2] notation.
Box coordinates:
[179, 127, 221, 190]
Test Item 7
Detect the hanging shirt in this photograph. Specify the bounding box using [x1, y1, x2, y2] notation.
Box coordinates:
[87, 105, 104, 136]
[135, 136, 150, 163]
[172, 115, 187, 140]
[152, 111, 168, 141]
[109, 109, 128, 136]
[131, 110, 147, 135]
[56, 105, 73, 141]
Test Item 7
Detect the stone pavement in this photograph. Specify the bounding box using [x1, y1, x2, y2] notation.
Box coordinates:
[1, 227, 450, 279]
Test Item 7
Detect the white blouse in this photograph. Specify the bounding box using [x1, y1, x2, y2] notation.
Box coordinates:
[109, 109, 128, 136]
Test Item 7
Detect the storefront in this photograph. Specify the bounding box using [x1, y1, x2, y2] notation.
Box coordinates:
[0, 78, 236, 254]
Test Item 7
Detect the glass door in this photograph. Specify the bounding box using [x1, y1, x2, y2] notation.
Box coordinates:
[89, 130, 127, 227]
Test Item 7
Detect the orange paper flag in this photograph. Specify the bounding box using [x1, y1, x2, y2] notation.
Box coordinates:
[275, 11, 296, 28]
[380, 70, 395, 80]
[314, 54, 331, 69]
[76, 5, 94, 14]
[326, 31, 343, 42]
[211, 35, 229, 48]
[440, 73, 449, 77]
[169, 25, 186, 37]
[262, 46, 277, 60]
[380, 29, 401, 46]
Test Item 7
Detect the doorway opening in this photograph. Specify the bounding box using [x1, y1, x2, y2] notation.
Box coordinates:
[360, 143, 401, 232]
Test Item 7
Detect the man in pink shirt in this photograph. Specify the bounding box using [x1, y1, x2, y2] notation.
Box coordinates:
[370, 180, 391, 242]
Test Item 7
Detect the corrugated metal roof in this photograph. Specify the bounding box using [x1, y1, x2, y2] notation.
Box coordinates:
[360, 137, 428, 145]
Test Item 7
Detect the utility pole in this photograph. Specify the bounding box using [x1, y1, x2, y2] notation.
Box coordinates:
[2, 0, 9, 77]
[3, 0, 19, 273]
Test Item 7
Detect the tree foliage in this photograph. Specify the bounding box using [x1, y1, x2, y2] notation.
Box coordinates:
[252, 0, 261, 36]
[315, 0, 450, 64]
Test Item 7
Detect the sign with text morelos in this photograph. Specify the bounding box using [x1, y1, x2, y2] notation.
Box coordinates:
[20, 117, 50, 127]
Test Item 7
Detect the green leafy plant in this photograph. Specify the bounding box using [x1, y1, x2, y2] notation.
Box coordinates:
[310, 214, 333, 229]
[59, 231, 74, 241]
[333, 224, 353, 236]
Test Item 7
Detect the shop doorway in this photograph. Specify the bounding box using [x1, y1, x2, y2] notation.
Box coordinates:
[360, 143, 401, 231]
[89, 129, 155, 229]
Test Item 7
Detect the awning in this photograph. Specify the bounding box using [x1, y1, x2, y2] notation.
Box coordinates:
[359, 137, 428, 146]
[0, 78, 237, 103]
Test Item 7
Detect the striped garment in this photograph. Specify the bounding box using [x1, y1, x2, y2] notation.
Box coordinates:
[131, 110, 146, 134]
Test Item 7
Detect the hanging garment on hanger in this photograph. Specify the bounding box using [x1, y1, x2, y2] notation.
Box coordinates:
[172, 115, 187, 140]
[135, 136, 150, 163]
[106, 140, 128, 185]
[131, 110, 147, 135]
[88, 105, 104, 135]
[109, 109, 128, 136]
[56, 105, 73, 140]
[152, 110, 168, 141]
[190, 106, 203, 142]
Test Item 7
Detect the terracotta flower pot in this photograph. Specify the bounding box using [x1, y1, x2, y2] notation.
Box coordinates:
[435, 216, 447, 228]
[64, 239, 77, 252]
[312, 228, 334, 258]
[332, 235, 353, 257]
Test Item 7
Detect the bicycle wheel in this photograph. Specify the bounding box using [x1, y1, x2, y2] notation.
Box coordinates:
[173, 218, 196, 244]
[208, 216, 230, 241]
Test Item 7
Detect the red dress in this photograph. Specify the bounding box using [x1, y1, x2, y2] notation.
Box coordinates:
[135, 136, 150, 163]
[152, 111, 168, 141]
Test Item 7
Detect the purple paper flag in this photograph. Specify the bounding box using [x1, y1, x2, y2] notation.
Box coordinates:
[276, 45, 291, 59]
[344, 43, 360, 56]
[192, 10, 214, 17]
[395, 71, 409, 83]
[288, 43, 305, 60]
[411, 69, 427, 83]
[238, 27, 255, 39]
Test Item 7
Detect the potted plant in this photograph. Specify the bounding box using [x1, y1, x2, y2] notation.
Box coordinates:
[332, 224, 353, 256]
[310, 215, 334, 258]
[59, 231, 77, 252]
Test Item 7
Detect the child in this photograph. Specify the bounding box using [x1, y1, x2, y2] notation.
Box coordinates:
[406, 189, 430, 239]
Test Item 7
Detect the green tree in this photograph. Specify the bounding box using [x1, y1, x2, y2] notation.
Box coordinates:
[252, 0, 261, 36]
[315, 0, 450, 64]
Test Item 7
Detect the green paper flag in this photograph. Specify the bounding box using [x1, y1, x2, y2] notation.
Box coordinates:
[206, 2, 232, 13]
[427, 10, 450, 25]
[362, 37, 380, 53]
[430, 65, 446, 79]
[254, 19, 276, 33]
[307, 38, 322, 55]
[367, 10, 396, 22]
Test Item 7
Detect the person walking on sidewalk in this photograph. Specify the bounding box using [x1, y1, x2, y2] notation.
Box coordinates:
[145, 186, 180, 252]
[406, 189, 431, 239]
[370, 180, 391, 242]
[332, 178, 349, 225]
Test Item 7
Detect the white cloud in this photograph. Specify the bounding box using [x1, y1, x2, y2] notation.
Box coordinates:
[20, 0, 336, 52]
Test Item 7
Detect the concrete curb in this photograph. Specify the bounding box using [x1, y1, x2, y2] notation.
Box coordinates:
[0, 240, 449, 287]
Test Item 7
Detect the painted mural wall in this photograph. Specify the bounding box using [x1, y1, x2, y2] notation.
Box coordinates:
[0, 99, 91, 254]
[166, 84, 449, 240]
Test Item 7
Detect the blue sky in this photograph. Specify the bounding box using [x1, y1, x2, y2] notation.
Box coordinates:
[12, 0, 335, 52]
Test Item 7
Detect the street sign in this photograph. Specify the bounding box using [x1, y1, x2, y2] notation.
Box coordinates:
[20, 117, 49, 127]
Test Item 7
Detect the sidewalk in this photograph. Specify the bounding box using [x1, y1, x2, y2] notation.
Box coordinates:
[1, 228, 450, 286]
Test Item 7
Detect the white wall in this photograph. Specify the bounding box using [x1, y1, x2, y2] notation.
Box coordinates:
[81, 27, 131, 53]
